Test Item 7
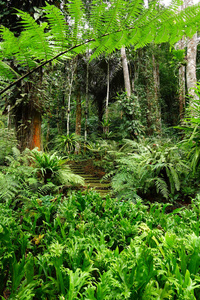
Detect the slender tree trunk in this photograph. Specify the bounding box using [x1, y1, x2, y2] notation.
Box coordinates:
[46, 114, 50, 145]
[185, 0, 198, 114]
[152, 53, 161, 133]
[175, 4, 186, 120]
[66, 58, 77, 136]
[75, 91, 81, 136]
[179, 64, 186, 119]
[187, 32, 198, 99]
[145, 47, 161, 135]
[7, 105, 11, 129]
[84, 58, 89, 148]
[104, 61, 110, 134]
[121, 47, 131, 97]
[56, 105, 60, 134]
[75, 90, 81, 154]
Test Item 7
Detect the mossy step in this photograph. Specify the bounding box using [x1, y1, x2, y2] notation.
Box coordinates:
[86, 183, 110, 188]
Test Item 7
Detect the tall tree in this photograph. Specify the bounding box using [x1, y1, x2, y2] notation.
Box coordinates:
[121, 47, 131, 97]
[1, 0, 200, 148]
[185, 0, 198, 109]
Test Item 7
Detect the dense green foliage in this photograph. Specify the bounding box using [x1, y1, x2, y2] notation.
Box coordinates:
[1, 1, 200, 92]
[1, 1, 200, 298]
[1, 190, 200, 299]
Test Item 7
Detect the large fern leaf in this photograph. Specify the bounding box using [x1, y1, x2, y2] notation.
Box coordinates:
[1, 0, 200, 93]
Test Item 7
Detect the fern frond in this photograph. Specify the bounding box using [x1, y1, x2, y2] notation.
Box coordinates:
[38, 182, 59, 195]
[58, 169, 85, 186]
[67, 0, 86, 45]
[0, 61, 19, 81]
[16, 9, 53, 62]
[154, 177, 169, 199]
[43, 3, 69, 50]
[0, 172, 19, 203]
[1, 0, 200, 92]
[88, 0, 107, 38]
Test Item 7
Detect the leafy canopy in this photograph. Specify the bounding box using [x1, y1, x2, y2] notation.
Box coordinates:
[0, 0, 200, 94]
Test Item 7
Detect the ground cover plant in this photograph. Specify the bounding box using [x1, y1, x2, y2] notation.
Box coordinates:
[1, 189, 200, 299]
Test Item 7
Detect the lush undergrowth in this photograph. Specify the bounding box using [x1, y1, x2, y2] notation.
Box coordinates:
[1, 190, 200, 299]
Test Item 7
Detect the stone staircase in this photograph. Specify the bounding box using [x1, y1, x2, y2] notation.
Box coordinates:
[69, 162, 111, 197]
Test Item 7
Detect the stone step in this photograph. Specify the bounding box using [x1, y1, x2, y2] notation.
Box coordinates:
[85, 183, 110, 188]
[69, 161, 112, 196]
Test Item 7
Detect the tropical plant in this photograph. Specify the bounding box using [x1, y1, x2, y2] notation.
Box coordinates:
[55, 133, 80, 155]
[116, 92, 145, 139]
[2, 189, 200, 298]
[30, 149, 84, 186]
[107, 139, 189, 200]
[1, 1, 200, 93]
[176, 85, 200, 177]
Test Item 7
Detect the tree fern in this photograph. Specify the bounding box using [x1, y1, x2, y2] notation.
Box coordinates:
[1, 0, 200, 93]
[43, 3, 69, 51]
[15, 9, 54, 62]
[67, 0, 86, 45]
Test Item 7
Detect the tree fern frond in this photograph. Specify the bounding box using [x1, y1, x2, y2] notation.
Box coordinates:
[43, 3, 69, 50]
[122, 0, 144, 28]
[0, 61, 19, 81]
[100, 0, 126, 35]
[1, 0, 200, 93]
[88, 0, 107, 38]
[15, 9, 53, 62]
[67, 0, 85, 45]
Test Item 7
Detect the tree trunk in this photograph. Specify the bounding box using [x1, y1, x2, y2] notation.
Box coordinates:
[66, 58, 77, 136]
[75, 91, 81, 136]
[15, 99, 42, 151]
[121, 47, 131, 97]
[14, 75, 43, 151]
[75, 90, 81, 154]
[152, 53, 161, 133]
[187, 32, 198, 99]
[145, 47, 161, 135]
[185, 0, 198, 114]
[104, 61, 110, 134]
[179, 64, 186, 119]
[84, 58, 89, 148]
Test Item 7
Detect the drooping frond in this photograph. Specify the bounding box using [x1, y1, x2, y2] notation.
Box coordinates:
[0, 61, 19, 83]
[67, 0, 86, 45]
[15, 9, 53, 62]
[1, 0, 200, 93]
[43, 3, 69, 51]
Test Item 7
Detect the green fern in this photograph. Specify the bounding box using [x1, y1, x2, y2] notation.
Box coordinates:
[0, 172, 19, 204]
[43, 3, 69, 50]
[1, 0, 200, 94]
